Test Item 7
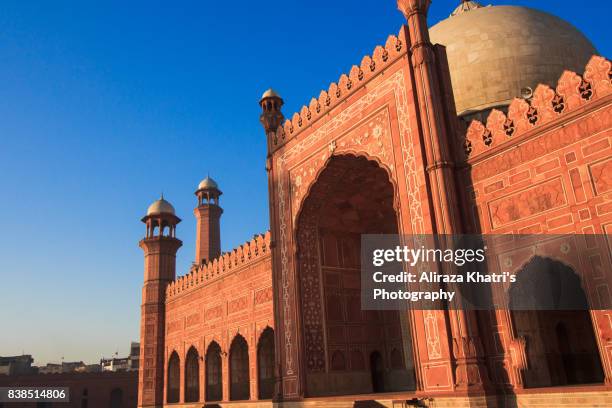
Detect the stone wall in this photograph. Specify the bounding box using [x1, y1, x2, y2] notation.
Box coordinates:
[163, 233, 274, 404]
[457, 55, 612, 391]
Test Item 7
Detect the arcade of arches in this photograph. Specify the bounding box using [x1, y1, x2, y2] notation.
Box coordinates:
[165, 330, 276, 404]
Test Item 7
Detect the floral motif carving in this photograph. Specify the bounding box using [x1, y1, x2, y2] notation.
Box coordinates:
[579, 79, 593, 100]
[297, 210, 325, 372]
[254, 286, 273, 305]
[424, 311, 442, 359]
[205, 305, 223, 321]
[488, 178, 567, 228]
[228, 295, 249, 314]
[584, 55, 612, 97]
[589, 158, 612, 195]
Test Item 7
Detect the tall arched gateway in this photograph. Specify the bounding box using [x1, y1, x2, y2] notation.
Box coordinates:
[259, 2, 483, 399]
[296, 155, 415, 396]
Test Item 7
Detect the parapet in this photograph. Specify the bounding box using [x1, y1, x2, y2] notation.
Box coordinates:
[272, 26, 410, 147]
[165, 231, 272, 299]
[461, 55, 611, 161]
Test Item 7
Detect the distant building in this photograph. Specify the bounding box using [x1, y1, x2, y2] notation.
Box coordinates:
[101, 342, 140, 372]
[129, 342, 140, 371]
[38, 361, 87, 374]
[0, 355, 35, 376]
[75, 364, 101, 373]
[101, 357, 129, 372]
[37, 363, 62, 374]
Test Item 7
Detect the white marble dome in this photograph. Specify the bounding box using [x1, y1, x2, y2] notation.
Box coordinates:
[146, 197, 176, 216]
[198, 176, 219, 191]
[429, 3, 597, 116]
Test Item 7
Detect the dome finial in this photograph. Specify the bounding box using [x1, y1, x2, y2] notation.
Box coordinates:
[451, 0, 483, 16]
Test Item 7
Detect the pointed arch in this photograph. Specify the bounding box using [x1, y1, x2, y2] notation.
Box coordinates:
[229, 334, 250, 401]
[184, 346, 200, 402]
[331, 350, 346, 371]
[295, 154, 415, 396]
[509, 256, 604, 387]
[292, 152, 402, 240]
[370, 351, 385, 393]
[205, 341, 222, 402]
[257, 327, 275, 399]
[167, 351, 180, 403]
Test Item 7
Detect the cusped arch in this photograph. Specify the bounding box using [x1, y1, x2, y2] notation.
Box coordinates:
[294, 153, 415, 396]
[292, 152, 402, 235]
[205, 341, 222, 402]
[167, 350, 180, 403]
[257, 327, 275, 399]
[509, 255, 605, 387]
[184, 346, 200, 402]
[229, 334, 250, 401]
[509, 255, 589, 310]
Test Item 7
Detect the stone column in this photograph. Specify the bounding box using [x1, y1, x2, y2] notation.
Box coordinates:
[397, 0, 490, 394]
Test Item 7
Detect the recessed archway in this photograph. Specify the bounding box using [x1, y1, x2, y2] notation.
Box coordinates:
[184, 346, 200, 402]
[205, 342, 222, 402]
[257, 327, 275, 399]
[509, 256, 605, 387]
[166, 351, 180, 403]
[295, 154, 415, 397]
[229, 334, 250, 401]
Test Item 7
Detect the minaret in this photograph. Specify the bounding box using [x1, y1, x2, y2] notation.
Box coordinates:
[259, 88, 285, 151]
[259, 88, 285, 401]
[138, 196, 182, 408]
[194, 176, 223, 264]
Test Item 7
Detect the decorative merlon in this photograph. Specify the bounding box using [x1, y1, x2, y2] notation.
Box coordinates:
[166, 231, 271, 299]
[462, 55, 611, 161]
[272, 26, 409, 147]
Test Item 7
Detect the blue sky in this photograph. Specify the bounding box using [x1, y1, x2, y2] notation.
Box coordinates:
[0, 0, 609, 365]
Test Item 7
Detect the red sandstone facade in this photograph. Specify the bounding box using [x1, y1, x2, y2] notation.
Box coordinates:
[138, 1, 612, 407]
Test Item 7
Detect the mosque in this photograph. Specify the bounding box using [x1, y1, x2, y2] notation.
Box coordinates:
[137, 1, 612, 407]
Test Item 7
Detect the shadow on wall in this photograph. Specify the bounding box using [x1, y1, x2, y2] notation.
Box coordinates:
[353, 401, 387, 408]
